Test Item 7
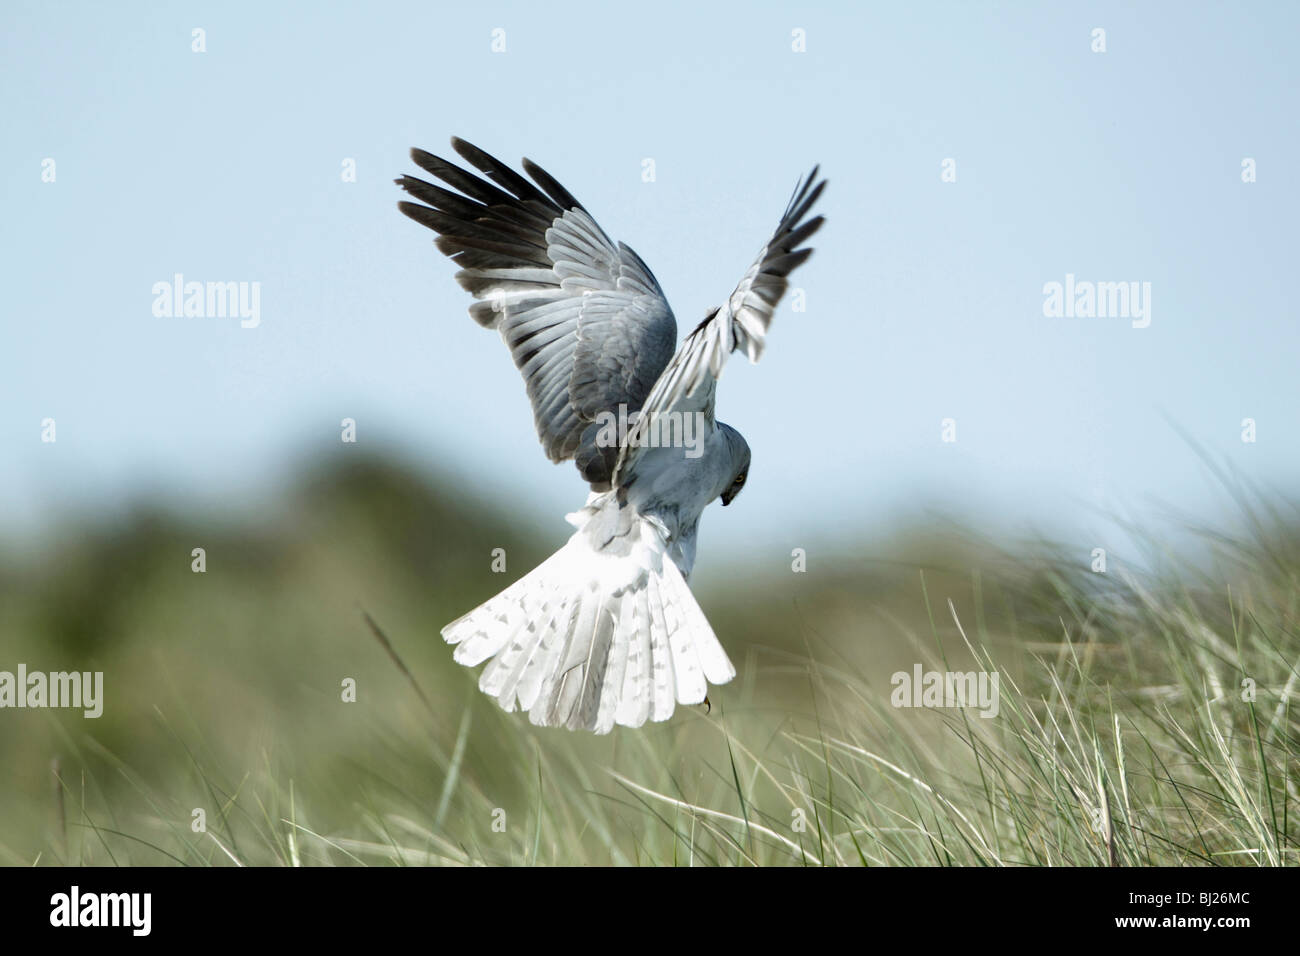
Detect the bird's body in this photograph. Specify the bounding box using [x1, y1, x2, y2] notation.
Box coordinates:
[397, 138, 824, 732]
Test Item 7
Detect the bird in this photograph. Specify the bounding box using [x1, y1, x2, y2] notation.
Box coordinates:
[396, 137, 825, 733]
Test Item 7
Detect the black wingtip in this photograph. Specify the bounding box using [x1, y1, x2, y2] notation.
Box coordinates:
[395, 199, 427, 223]
[779, 166, 826, 225]
[393, 174, 424, 196]
[450, 136, 486, 166]
[449, 136, 513, 178]
[521, 157, 585, 212]
[409, 147, 447, 176]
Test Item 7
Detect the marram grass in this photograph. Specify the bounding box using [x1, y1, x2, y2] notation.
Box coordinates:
[21, 522, 1297, 868]
[2, 457, 1295, 866]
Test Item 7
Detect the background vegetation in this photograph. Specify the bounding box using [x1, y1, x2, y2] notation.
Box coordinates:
[1, 452, 1295, 866]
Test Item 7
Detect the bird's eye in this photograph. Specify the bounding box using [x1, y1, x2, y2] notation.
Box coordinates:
[735, 473, 746, 485]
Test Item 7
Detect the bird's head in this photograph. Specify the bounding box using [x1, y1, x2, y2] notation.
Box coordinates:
[718, 422, 751, 507]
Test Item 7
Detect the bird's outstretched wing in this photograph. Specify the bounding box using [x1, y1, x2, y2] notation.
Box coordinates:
[613, 167, 826, 488]
[396, 138, 678, 488]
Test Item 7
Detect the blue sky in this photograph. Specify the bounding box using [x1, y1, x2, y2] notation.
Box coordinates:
[2, 1, 1297, 568]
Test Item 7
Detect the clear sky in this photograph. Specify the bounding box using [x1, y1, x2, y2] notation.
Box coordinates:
[3, 1, 1297, 568]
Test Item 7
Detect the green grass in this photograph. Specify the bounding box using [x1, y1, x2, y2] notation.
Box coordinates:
[2, 455, 1296, 866]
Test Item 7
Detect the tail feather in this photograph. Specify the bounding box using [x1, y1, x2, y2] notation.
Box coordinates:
[446, 577, 528, 667]
[594, 590, 635, 733]
[548, 587, 598, 721]
[440, 501, 734, 733]
[571, 586, 618, 730]
[446, 547, 571, 669]
[614, 584, 653, 729]
[512, 597, 570, 712]
[645, 575, 676, 722]
[666, 559, 736, 685]
[473, 577, 562, 701]
[546, 586, 604, 727]
[487, 594, 573, 710]
[477, 621, 531, 702]
[662, 573, 706, 706]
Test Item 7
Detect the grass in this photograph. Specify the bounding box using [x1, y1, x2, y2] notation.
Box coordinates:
[2, 456, 1297, 866]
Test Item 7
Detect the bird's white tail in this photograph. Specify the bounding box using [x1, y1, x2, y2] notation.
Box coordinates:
[441, 499, 735, 733]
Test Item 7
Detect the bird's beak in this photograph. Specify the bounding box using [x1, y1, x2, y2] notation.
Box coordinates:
[721, 489, 735, 507]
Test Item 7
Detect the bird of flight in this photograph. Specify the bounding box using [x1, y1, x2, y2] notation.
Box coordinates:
[396, 138, 824, 733]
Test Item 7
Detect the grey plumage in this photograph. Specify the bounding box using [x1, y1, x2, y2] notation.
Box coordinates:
[397, 138, 677, 488]
[397, 138, 824, 732]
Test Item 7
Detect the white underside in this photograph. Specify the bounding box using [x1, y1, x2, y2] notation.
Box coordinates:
[440, 495, 735, 734]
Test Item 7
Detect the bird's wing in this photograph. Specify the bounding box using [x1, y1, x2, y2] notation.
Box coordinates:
[612, 167, 826, 488]
[397, 138, 678, 486]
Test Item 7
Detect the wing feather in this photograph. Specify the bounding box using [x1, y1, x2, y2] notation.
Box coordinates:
[397, 138, 678, 486]
[613, 167, 825, 488]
